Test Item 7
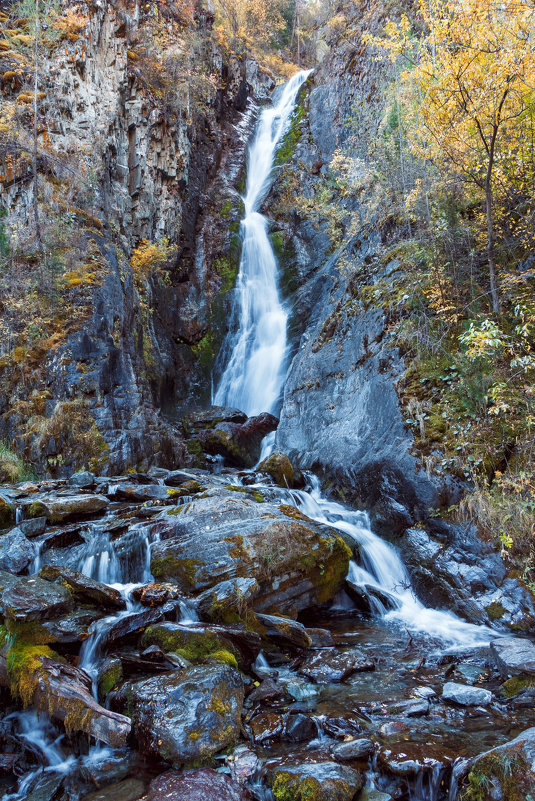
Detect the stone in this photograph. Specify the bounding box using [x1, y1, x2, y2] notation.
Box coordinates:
[306, 628, 335, 647]
[68, 471, 96, 488]
[1, 576, 73, 621]
[196, 577, 260, 623]
[81, 778, 145, 801]
[387, 699, 429, 717]
[257, 451, 296, 487]
[141, 621, 260, 669]
[19, 517, 47, 538]
[196, 413, 279, 467]
[249, 711, 284, 742]
[331, 738, 375, 761]
[39, 566, 125, 609]
[106, 483, 170, 502]
[182, 406, 248, 434]
[283, 713, 318, 743]
[0, 528, 35, 574]
[129, 664, 244, 765]
[378, 721, 410, 739]
[378, 742, 454, 777]
[464, 726, 535, 800]
[359, 791, 393, 801]
[442, 682, 493, 706]
[38, 494, 109, 523]
[298, 647, 374, 682]
[227, 745, 260, 783]
[163, 470, 202, 486]
[104, 608, 165, 648]
[144, 769, 250, 801]
[256, 613, 312, 650]
[151, 489, 351, 614]
[490, 637, 535, 678]
[269, 762, 364, 801]
[131, 583, 172, 607]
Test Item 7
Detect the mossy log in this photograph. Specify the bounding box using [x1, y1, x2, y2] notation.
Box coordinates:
[0, 643, 131, 747]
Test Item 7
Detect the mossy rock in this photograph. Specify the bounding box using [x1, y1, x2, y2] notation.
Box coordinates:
[258, 452, 295, 487]
[141, 622, 240, 666]
[0, 497, 14, 527]
[271, 762, 363, 801]
[98, 657, 123, 700]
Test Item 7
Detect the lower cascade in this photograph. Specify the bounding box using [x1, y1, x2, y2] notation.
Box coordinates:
[1, 70, 534, 801]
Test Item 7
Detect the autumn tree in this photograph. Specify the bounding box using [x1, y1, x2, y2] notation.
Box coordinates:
[368, 0, 535, 314]
[213, 0, 286, 57]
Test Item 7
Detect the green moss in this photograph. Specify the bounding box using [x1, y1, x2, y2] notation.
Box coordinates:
[486, 601, 506, 620]
[98, 659, 123, 698]
[0, 498, 14, 527]
[274, 102, 307, 166]
[6, 640, 61, 705]
[209, 650, 238, 669]
[28, 501, 47, 518]
[225, 485, 264, 503]
[272, 772, 322, 801]
[6, 620, 52, 645]
[500, 673, 535, 699]
[220, 199, 233, 218]
[142, 624, 240, 666]
[214, 256, 238, 294]
[191, 332, 216, 367]
[150, 555, 205, 589]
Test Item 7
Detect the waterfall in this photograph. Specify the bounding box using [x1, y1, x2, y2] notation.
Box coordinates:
[214, 69, 311, 416]
[213, 72, 495, 651]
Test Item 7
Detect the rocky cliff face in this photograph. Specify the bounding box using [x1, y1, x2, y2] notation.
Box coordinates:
[0, 0, 272, 476]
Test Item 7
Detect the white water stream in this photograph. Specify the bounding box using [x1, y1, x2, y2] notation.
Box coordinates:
[214, 69, 311, 416]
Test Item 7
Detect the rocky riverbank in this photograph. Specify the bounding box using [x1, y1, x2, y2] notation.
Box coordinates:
[0, 443, 534, 800]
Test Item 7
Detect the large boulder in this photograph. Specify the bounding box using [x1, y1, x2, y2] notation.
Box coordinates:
[196, 577, 260, 623]
[1, 576, 74, 621]
[257, 452, 297, 487]
[182, 406, 248, 434]
[150, 489, 351, 614]
[129, 664, 244, 765]
[25, 494, 109, 523]
[0, 528, 36, 574]
[441, 682, 493, 707]
[145, 769, 250, 801]
[269, 762, 363, 801]
[196, 413, 278, 467]
[141, 621, 261, 669]
[490, 637, 535, 678]
[462, 727, 535, 800]
[39, 566, 125, 610]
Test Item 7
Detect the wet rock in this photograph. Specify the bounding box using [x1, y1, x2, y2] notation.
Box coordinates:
[454, 663, 490, 684]
[151, 490, 351, 614]
[144, 768, 250, 801]
[104, 608, 165, 648]
[38, 609, 102, 644]
[0, 497, 15, 528]
[196, 577, 259, 623]
[298, 647, 374, 682]
[25, 775, 64, 801]
[442, 682, 493, 706]
[196, 413, 279, 467]
[183, 406, 248, 434]
[359, 791, 393, 801]
[97, 658, 123, 700]
[306, 628, 335, 647]
[378, 721, 410, 740]
[81, 777, 145, 801]
[163, 470, 201, 486]
[0, 528, 36, 574]
[247, 677, 288, 704]
[141, 621, 252, 668]
[331, 738, 375, 761]
[106, 484, 170, 503]
[129, 664, 244, 765]
[269, 762, 364, 801]
[69, 471, 96, 489]
[323, 715, 364, 739]
[39, 566, 125, 609]
[19, 517, 47, 538]
[464, 726, 535, 800]
[249, 711, 284, 742]
[387, 699, 429, 717]
[490, 636, 535, 678]
[37, 494, 109, 523]
[131, 583, 174, 607]
[378, 742, 454, 777]
[165, 480, 205, 499]
[256, 613, 312, 650]
[257, 452, 296, 487]
[412, 686, 436, 700]
[283, 713, 318, 743]
[1, 576, 73, 621]
[227, 745, 260, 783]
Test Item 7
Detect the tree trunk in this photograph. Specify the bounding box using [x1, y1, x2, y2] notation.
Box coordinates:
[485, 174, 500, 315]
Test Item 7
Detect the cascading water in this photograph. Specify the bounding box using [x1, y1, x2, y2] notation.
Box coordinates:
[213, 71, 494, 652]
[213, 69, 312, 417]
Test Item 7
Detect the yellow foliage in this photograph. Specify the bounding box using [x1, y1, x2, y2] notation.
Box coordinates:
[130, 238, 176, 285]
[53, 7, 89, 39]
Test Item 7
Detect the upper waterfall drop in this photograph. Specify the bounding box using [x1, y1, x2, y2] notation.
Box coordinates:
[214, 69, 312, 417]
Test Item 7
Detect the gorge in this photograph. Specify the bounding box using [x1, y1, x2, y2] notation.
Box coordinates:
[0, 1, 535, 800]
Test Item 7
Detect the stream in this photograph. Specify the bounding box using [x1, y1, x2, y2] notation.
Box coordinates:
[2, 70, 534, 801]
